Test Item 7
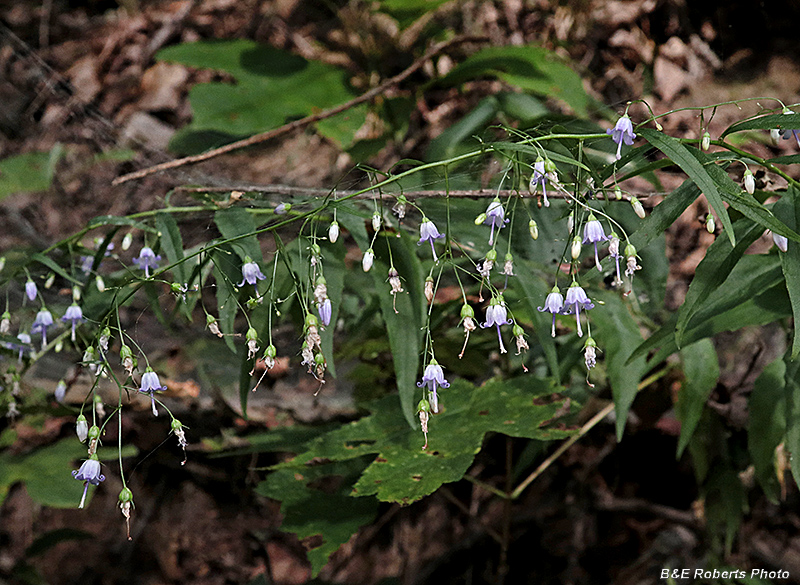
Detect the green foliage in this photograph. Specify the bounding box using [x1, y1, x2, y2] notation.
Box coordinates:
[438, 45, 590, 117]
[156, 40, 366, 154]
[748, 358, 786, 502]
[254, 376, 574, 573]
[0, 146, 63, 200]
[676, 339, 720, 457]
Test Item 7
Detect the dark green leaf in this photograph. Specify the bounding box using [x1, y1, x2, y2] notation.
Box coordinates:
[213, 207, 262, 263]
[676, 339, 719, 457]
[785, 356, 800, 489]
[155, 212, 188, 284]
[0, 148, 63, 200]
[721, 112, 800, 137]
[211, 245, 241, 353]
[639, 128, 734, 246]
[748, 358, 786, 503]
[774, 186, 800, 358]
[674, 219, 765, 348]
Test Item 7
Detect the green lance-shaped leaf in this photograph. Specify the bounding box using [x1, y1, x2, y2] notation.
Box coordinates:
[628, 177, 701, 252]
[155, 212, 188, 285]
[591, 290, 647, 441]
[784, 356, 800, 489]
[704, 464, 747, 554]
[213, 207, 262, 264]
[674, 218, 765, 348]
[639, 128, 734, 246]
[721, 112, 800, 137]
[774, 185, 800, 358]
[748, 357, 786, 503]
[211, 244, 241, 353]
[676, 338, 720, 458]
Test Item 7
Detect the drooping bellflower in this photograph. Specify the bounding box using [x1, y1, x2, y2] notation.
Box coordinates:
[582, 213, 609, 271]
[72, 455, 105, 509]
[483, 199, 508, 245]
[538, 286, 564, 338]
[139, 369, 167, 417]
[607, 114, 636, 160]
[773, 231, 789, 252]
[417, 360, 450, 414]
[418, 217, 445, 261]
[31, 309, 54, 350]
[561, 282, 594, 337]
[133, 247, 161, 278]
[529, 158, 550, 207]
[481, 295, 512, 353]
[62, 304, 84, 342]
[25, 279, 37, 303]
[239, 257, 266, 287]
[780, 108, 800, 147]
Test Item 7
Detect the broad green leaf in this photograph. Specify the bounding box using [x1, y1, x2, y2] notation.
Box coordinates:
[274, 377, 574, 503]
[256, 458, 378, 577]
[0, 147, 63, 199]
[774, 186, 800, 358]
[213, 207, 262, 264]
[157, 40, 364, 152]
[591, 290, 647, 440]
[674, 219, 765, 348]
[155, 212, 188, 285]
[639, 128, 734, 246]
[438, 45, 589, 116]
[721, 112, 800, 137]
[676, 339, 719, 457]
[748, 358, 786, 503]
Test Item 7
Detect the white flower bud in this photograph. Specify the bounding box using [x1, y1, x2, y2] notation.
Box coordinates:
[95, 275, 106, 292]
[706, 214, 716, 234]
[773, 231, 789, 253]
[122, 232, 133, 251]
[528, 219, 538, 240]
[571, 236, 582, 260]
[372, 212, 381, 232]
[771, 128, 781, 145]
[362, 249, 374, 272]
[630, 197, 645, 219]
[743, 170, 755, 195]
[328, 221, 340, 243]
[701, 131, 711, 151]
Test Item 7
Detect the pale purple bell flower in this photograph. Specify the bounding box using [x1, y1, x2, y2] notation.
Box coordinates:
[607, 115, 636, 160]
[133, 247, 161, 278]
[72, 456, 105, 509]
[582, 214, 609, 271]
[61, 304, 84, 342]
[25, 280, 37, 303]
[418, 218, 445, 261]
[481, 296, 512, 353]
[538, 286, 564, 337]
[31, 309, 54, 350]
[561, 283, 594, 337]
[139, 370, 167, 416]
[483, 199, 508, 246]
[239, 257, 266, 287]
[318, 298, 332, 327]
[417, 360, 450, 414]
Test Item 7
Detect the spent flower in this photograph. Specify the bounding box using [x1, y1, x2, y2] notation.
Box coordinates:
[529, 158, 550, 207]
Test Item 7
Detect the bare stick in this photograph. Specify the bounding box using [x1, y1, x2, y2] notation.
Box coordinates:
[113, 35, 487, 186]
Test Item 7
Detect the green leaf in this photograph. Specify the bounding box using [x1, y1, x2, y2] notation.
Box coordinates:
[721, 112, 800, 137]
[29, 253, 82, 286]
[705, 465, 747, 554]
[774, 185, 800, 358]
[676, 339, 719, 457]
[157, 40, 363, 152]
[674, 219, 765, 348]
[784, 356, 800, 489]
[629, 178, 700, 252]
[0, 148, 63, 200]
[426, 96, 499, 161]
[748, 358, 786, 503]
[591, 291, 647, 440]
[155, 212, 188, 285]
[438, 45, 589, 116]
[86, 215, 157, 232]
[256, 458, 378, 577]
[639, 128, 734, 246]
[211, 245, 241, 353]
[213, 207, 262, 263]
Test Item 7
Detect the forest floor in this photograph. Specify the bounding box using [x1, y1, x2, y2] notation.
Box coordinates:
[2, 1, 800, 584]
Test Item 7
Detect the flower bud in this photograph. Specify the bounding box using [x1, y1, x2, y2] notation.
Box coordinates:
[362, 248, 374, 272]
[275, 203, 290, 215]
[372, 212, 381, 232]
[328, 221, 340, 243]
[701, 131, 711, 151]
[614, 186, 622, 201]
[571, 236, 582, 260]
[76, 414, 89, 442]
[630, 196, 645, 219]
[567, 211, 574, 234]
[424, 276, 434, 304]
[44, 273, 55, 289]
[55, 379, 67, 402]
[528, 219, 539, 240]
[743, 169, 755, 195]
[706, 214, 716, 234]
[771, 128, 781, 145]
[474, 213, 487, 226]
[95, 275, 106, 292]
[122, 232, 133, 251]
